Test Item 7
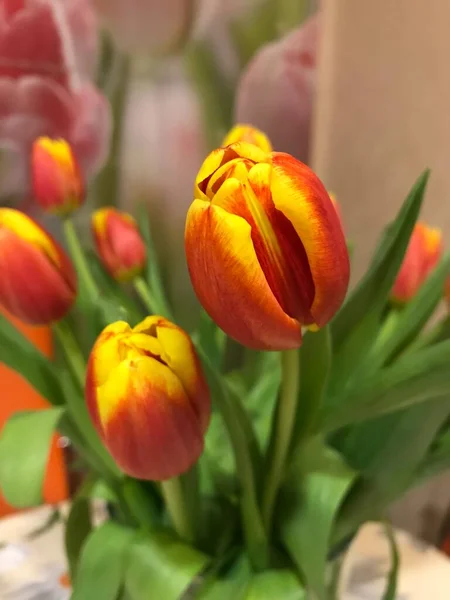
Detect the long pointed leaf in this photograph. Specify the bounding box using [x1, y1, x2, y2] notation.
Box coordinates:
[0, 313, 63, 405]
[332, 170, 429, 350]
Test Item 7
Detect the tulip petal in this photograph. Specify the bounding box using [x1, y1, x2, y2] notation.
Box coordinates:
[185, 198, 301, 350]
[97, 357, 204, 481]
[0, 228, 75, 324]
[270, 153, 350, 326]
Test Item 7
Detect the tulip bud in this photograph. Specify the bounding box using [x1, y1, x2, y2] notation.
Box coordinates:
[391, 222, 443, 304]
[85, 317, 210, 480]
[222, 124, 272, 153]
[0, 209, 77, 324]
[185, 142, 350, 350]
[31, 138, 84, 216]
[92, 208, 146, 282]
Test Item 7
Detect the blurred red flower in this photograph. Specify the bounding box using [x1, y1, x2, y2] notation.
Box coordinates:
[0, 0, 111, 200]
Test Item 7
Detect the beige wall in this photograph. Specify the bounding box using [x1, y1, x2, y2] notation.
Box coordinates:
[313, 1, 450, 539]
[313, 0, 450, 282]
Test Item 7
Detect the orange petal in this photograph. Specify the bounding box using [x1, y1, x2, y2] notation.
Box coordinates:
[185, 198, 301, 350]
[0, 225, 76, 324]
[270, 153, 350, 326]
[222, 124, 273, 153]
[97, 357, 204, 480]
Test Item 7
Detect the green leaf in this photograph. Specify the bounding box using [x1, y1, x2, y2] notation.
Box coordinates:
[367, 254, 450, 370]
[246, 570, 306, 599]
[323, 340, 450, 431]
[382, 522, 400, 600]
[0, 408, 64, 507]
[0, 312, 63, 405]
[124, 530, 209, 600]
[417, 429, 450, 482]
[280, 440, 356, 600]
[332, 396, 450, 546]
[292, 327, 331, 451]
[65, 496, 92, 580]
[72, 522, 135, 600]
[194, 554, 252, 599]
[332, 170, 429, 350]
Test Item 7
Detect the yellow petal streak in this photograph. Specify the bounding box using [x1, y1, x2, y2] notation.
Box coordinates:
[97, 357, 187, 429]
[0, 208, 59, 264]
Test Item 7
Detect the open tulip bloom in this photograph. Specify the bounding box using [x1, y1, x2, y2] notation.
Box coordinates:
[2, 122, 450, 599]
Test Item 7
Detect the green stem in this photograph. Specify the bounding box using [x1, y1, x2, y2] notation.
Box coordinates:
[262, 348, 300, 531]
[160, 477, 194, 543]
[199, 349, 268, 569]
[63, 219, 99, 300]
[53, 321, 85, 387]
[134, 277, 156, 314]
[94, 53, 131, 208]
[185, 40, 232, 149]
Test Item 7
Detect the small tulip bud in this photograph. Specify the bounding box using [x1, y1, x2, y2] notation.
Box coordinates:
[31, 137, 84, 216]
[0, 209, 77, 324]
[185, 142, 350, 350]
[222, 124, 272, 153]
[85, 317, 210, 480]
[92, 208, 146, 282]
[392, 222, 443, 304]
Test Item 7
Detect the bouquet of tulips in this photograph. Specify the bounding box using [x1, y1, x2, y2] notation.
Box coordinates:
[1, 124, 450, 600]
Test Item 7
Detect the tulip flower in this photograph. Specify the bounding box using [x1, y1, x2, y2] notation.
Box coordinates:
[0, 0, 110, 203]
[0, 209, 77, 324]
[391, 222, 443, 304]
[85, 317, 210, 480]
[92, 208, 146, 282]
[31, 137, 84, 216]
[235, 14, 320, 162]
[222, 124, 272, 153]
[185, 142, 350, 350]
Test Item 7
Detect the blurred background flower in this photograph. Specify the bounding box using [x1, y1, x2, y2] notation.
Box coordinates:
[0, 0, 111, 204]
[235, 12, 319, 162]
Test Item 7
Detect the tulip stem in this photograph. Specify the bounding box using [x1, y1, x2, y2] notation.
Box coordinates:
[53, 320, 86, 386]
[262, 348, 300, 532]
[134, 277, 157, 314]
[63, 218, 99, 301]
[198, 349, 269, 569]
[160, 477, 194, 543]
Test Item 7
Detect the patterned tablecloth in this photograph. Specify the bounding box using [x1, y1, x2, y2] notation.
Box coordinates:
[1, 505, 450, 599]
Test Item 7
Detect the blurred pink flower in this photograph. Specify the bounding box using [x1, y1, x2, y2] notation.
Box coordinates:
[0, 0, 111, 200]
[235, 13, 320, 163]
[120, 61, 206, 326]
[92, 0, 196, 54]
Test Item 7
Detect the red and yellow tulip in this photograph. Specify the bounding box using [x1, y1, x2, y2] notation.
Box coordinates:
[92, 208, 146, 282]
[0, 209, 77, 324]
[185, 142, 350, 350]
[31, 137, 84, 216]
[391, 222, 443, 304]
[222, 124, 272, 154]
[85, 316, 210, 481]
